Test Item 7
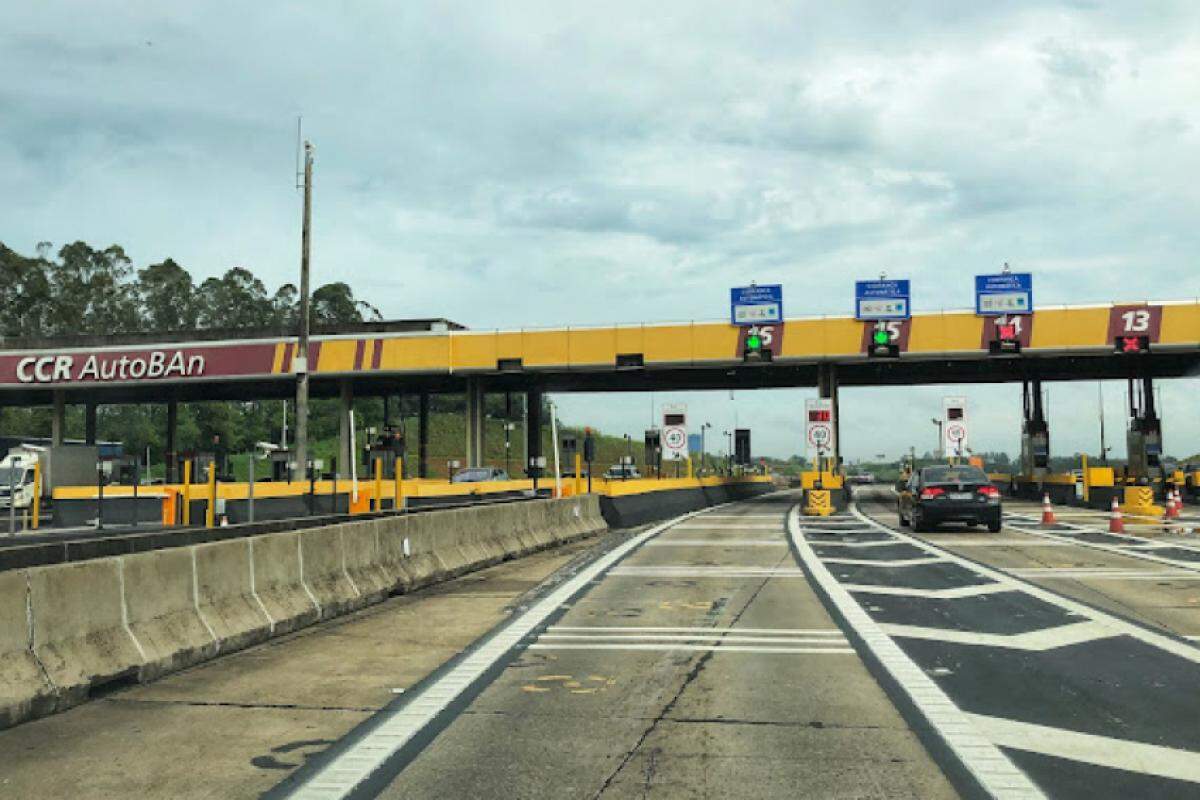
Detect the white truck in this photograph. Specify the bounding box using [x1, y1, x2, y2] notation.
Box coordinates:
[0, 445, 99, 510]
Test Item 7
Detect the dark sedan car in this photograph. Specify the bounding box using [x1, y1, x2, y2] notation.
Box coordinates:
[898, 465, 1002, 532]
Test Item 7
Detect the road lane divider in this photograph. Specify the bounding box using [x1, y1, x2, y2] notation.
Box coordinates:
[788, 505, 1046, 800]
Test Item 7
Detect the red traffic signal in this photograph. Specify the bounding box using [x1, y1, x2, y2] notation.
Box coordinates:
[996, 323, 1017, 341]
[1116, 335, 1150, 354]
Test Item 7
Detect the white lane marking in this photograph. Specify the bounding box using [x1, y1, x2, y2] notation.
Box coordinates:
[1186, 635, 1200, 641]
[967, 713, 1200, 784]
[608, 566, 806, 578]
[284, 502, 729, 799]
[850, 505, 1200, 667]
[527, 644, 856, 655]
[547, 626, 844, 635]
[1000, 517, 1200, 574]
[789, 508, 1046, 799]
[1009, 568, 1200, 581]
[671, 523, 783, 530]
[879, 621, 1114, 651]
[691, 514, 784, 519]
[809, 539, 914, 548]
[931, 539, 1077, 547]
[538, 634, 849, 645]
[644, 540, 786, 547]
[842, 583, 1012, 599]
[821, 556, 947, 567]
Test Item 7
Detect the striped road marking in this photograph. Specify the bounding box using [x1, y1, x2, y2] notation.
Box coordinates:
[530, 625, 852, 655]
[281, 505, 722, 798]
[788, 507, 1046, 799]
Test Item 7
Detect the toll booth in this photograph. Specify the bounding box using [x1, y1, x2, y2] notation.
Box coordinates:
[268, 449, 293, 482]
[561, 434, 578, 474]
[1126, 376, 1162, 484]
[179, 451, 217, 483]
[644, 429, 662, 477]
[734, 429, 751, 466]
[1019, 380, 1049, 478]
[364, 429, 406, 478]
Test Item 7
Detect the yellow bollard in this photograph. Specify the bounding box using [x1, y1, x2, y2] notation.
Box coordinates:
[205, 463, 217, 529]
[373, 457, 383, 512]
[182, 460, 192, 525]
[394, 457, 404, 511]
[574, 453, 582, 496]
[31, 461, 41, 530]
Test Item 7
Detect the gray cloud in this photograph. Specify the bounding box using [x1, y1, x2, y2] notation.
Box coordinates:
[3, 1, 1200, 458]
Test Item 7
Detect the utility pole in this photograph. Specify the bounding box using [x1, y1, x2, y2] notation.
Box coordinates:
[294, 140, 314, 480]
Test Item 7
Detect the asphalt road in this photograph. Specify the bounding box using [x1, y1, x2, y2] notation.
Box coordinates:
[278, 491, 956, 799]
[833, 487, 1200, 798]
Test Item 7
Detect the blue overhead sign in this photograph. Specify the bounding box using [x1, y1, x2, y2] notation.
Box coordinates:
[855, 280, 910, 320]
[975, 272, 1033, 316]
[730, 284, 783, 326]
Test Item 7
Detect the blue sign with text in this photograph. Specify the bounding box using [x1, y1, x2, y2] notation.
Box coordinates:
[975, 272, 1033, 316]
[730, 284, 783, 326]
[855, 280, 910, 320]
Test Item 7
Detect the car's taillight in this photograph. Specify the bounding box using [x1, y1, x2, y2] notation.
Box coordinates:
[919, 487, 945, 500]
[978, 485, 1000, 497]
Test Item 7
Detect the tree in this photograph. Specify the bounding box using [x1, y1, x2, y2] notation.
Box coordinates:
[47, 242, 140, 336]
[138, 258, 199, 332]
[196, 267, 276, 329]
[0, 243, 53, 337]
[312, 282, 382, 325]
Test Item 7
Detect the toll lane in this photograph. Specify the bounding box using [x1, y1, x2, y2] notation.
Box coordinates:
[799, 488, 1200, 798]
[283, 493, 956, 799]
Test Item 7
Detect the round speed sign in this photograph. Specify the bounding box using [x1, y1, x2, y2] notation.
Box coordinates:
[663, 427, 687, 450]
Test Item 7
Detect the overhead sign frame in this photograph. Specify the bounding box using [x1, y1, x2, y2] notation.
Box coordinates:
[975, 272, 1033, 316]
[855, 280, 910, 321]
[730, 284, 784, 326]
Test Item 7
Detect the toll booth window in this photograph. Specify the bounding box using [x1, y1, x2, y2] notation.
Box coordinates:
[664, 414, 685, 425]
[947, 408, 964, 420]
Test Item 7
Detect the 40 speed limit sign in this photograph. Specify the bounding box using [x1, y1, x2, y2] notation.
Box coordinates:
[804, 398, 835, 456]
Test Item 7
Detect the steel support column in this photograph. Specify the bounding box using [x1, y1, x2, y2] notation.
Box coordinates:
[817, 363, 841, 469]
[526, 388, 543, 478]
[51, 391, 65, 447]
[338, 380, 353, 479]
[84, 401, 97, 446]
[417, 391, 430, 479]
[465, 377, 485, 467]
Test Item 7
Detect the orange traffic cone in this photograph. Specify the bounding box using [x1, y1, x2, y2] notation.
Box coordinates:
[1040, 493, 1057, 527]
[1166, 490, 1180, 520]
[1109, 495, 1124, 534]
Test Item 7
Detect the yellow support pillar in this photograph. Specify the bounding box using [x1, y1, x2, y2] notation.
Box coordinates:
[1080, 454, 1090, 504]
[182, 460, 192, 525]
[205, 463, 217, 528]
[31, 461, 41, 530]
[394, 457, 404, 511]
[574, 453, 582, 496]
[373, 458, 383, 512]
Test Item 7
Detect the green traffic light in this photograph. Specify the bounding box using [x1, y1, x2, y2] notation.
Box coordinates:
[746, 334, 762, 350]
[873, 329, 891, 345]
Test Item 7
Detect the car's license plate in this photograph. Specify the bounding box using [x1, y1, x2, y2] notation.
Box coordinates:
[948, 492, 973, 500]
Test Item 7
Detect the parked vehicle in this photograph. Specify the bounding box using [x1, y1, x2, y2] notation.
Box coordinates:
[897, 464, 1002, 532]
[450, 466, 510, 483]
[603, 464, 641, 480]
[0, 444, 99, 510]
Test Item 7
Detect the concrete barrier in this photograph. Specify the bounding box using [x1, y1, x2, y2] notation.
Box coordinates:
[3, 495, 610, 731]
[250, 532, 320, 635]
[341, 520, 392, 602]
[0, 570, 55, 729]
[193, 540, 272, 654]
[29, 558, 145, 704]
[123, 547, 217, 680]
[300, 525, 363, 619]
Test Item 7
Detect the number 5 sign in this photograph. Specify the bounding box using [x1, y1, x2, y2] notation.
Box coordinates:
[1107, 305, 1162, 343]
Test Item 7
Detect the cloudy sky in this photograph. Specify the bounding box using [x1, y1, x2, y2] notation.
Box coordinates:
[3, 1, 1199, 460]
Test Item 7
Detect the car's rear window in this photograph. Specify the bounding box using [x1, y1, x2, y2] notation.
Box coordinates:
[922, 466, 989, 484]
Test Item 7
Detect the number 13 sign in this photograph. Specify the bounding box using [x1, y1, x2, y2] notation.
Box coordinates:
[1107, 305, 1162, 343]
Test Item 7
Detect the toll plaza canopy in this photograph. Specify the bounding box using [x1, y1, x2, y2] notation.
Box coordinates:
[0, 300, 1198, 405]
